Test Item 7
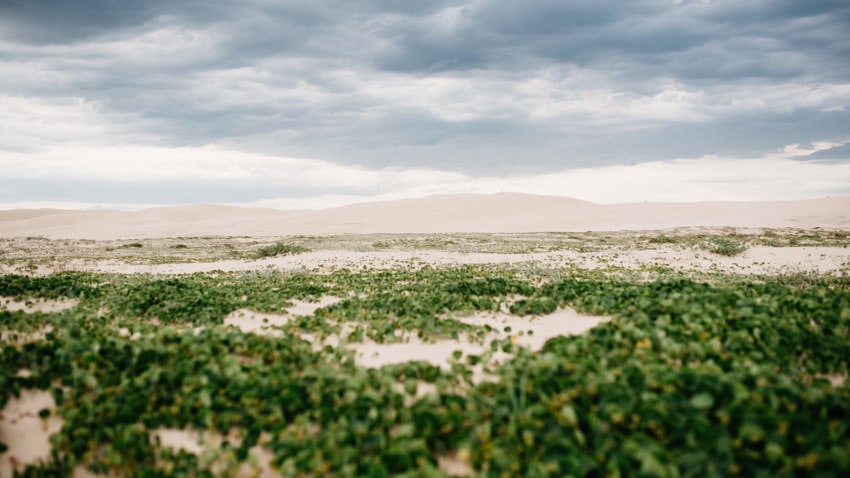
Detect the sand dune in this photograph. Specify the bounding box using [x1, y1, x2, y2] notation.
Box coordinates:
[1, 193, 849, 239]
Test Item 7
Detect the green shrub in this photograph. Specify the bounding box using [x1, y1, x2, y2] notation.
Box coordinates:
[648, 235, 678, 244]
[252, 242, 309, 259]
[703, 237, 748, 256]
[509, 297, 558, 315]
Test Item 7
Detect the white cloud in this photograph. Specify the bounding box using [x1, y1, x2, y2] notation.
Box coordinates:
[713, 81, 850, 115]
[0, 142, 468, 193]
[337, 67, 710, 124]
[479, 155, 850, 203]
[0, 95, 154, 152]
[768, 140, 847, 159]
[3, 136, 849, 210]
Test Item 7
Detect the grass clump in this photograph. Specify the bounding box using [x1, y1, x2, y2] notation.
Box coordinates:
[252, 241, 309, 259]
[702, 237, 748, 256]
[118, 242, 144, 249]
[648, 235, 678, 244]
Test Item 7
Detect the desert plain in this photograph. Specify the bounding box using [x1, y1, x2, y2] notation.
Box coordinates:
[1, 193, 849, 477]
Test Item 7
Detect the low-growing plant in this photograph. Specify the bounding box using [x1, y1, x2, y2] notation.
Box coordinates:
[252, 241, 309, 259]
[702, 237, 748, 256]
[648, 235, 678, 244]
[2, 263, 849, 476]
[509, 297, 558, 315]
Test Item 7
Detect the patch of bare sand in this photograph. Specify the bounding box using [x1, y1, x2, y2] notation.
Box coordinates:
[223, 296, 342, 334]
[150, 428, 279, 478]
[437, 450, 475, 476]
[0, 325, 55, 345]
[0, 389, 64, 477]
[1, 297, 79, 313]
[821, 374, 846, 387]
[0, 297, 79, 346]
[457, 309, 611, 350]
[347, 307, 609, 382]
[593, 245, 850, 274]
[16, 244, 848, 276]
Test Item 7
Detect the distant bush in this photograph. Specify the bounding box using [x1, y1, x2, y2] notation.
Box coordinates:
[648, 235, 678, 244]
[703, 237, 748, 256]
[253, 242, 309, 259]
[509, 297, 558, 316]
[119, 242, 144, 249]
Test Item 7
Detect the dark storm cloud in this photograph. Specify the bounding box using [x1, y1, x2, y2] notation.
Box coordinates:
[0, 0, 158, 44]
[1, 0, 849, 185]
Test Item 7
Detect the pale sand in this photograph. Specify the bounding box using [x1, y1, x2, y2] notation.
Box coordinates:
[0, 390, 63, 477]
[351, 308, 608, 370]
[12, 245, 846, 276]
[223, 296, 343, 334]
[1, 193, 849, 239]
[150, 428, 278, 478]
[225, 299, 609, 382]
[1, 297, 79, 314]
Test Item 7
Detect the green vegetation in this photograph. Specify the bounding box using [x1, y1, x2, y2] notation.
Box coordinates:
[647, 235, 678, 244]
[701, 237, 749, 256]
[252, 242, 310, 259]
[2, 262, 849, 476]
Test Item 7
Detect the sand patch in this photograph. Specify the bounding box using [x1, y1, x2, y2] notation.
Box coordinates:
[347, 307, 609, 382]
[16, 244, 849, 277]
[224, 296, 342, 334]
[437, 450, 475, 476]
[0, 297, 79, 314]
[117, 327, 143, 340]
[0, 389, 64, 477]
[597, 245, 850, 275]
[1, 325, 55, 345]
[224, 309, 291, 335]
[350, 335, 481, 370]
[820, 374, 846, 387]
[284, 296, 343, 316]
[151, 428, 280, 478]
[456, 308, 610, 351]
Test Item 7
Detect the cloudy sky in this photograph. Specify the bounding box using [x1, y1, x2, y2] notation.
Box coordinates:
[1, 0, 849, 209]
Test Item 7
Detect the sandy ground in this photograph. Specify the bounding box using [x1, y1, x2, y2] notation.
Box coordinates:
[2, 194, 849, 475]
[224, 297, 609, 382]
[2, 193, 849, 239]
[4, 245, 845, 277]
[0, 390, 64, 477]
[1, 297, 80, 314]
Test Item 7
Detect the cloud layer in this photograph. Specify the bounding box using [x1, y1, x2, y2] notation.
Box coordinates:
[1, 0, 848, 208]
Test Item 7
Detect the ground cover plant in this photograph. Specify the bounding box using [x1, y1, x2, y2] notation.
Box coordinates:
[699, 238, 748, 257]
[1, 259, 849, 476]
[252, 242, 310, 259]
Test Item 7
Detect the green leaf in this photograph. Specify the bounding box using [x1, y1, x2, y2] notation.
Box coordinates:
[689, 393, 714, 410]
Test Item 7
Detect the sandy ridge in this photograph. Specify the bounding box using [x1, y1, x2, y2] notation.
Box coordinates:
[2, 193, 849, 239]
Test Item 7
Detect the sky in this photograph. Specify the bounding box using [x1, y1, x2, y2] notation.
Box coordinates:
[1, 0, 849, 210]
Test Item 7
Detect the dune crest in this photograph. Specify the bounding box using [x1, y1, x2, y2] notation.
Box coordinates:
[1, 193, 848, 239]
